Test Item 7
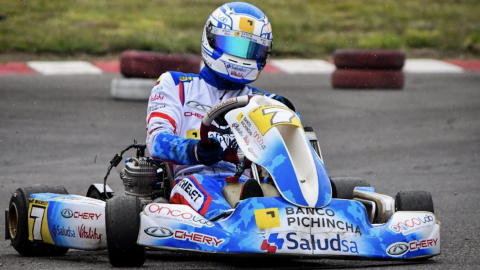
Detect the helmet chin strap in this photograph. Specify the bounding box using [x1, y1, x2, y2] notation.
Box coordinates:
[200, 65, 246, 91]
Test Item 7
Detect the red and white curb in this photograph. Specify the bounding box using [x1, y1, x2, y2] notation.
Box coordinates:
[1, 59, 478, 100]
[1, 59, 479, 75]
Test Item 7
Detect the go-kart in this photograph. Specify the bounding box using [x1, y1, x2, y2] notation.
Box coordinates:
[5, 95, 440, 267]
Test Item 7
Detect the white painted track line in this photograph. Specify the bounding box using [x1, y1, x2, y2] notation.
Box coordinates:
[403, 59, 464, 73]
[270, 59, 336, 74]
[27, 61, 103, 75]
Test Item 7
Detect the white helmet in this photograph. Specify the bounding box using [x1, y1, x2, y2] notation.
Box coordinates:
[201, 2, 273, 84]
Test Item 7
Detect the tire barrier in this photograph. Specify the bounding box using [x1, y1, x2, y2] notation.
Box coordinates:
[332, 49, 405, 89]
[120, 50, 201, 79]
[333, 50, 406, 70]
[332, 69, 404, 89]
[112, 50, 201, 100]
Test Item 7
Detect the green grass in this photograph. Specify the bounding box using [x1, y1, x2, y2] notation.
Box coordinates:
[0, 0, 479, 59]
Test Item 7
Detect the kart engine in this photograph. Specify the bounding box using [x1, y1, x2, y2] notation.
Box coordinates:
[120, 157, 159, 198]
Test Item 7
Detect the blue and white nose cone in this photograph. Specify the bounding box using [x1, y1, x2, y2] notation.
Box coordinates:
[201, 2, 273, 84]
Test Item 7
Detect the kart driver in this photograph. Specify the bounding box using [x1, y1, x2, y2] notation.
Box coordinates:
[146, 2, 295, 219]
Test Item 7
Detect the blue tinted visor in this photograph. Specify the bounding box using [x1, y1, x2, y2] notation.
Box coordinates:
[208, 27, 272, 61]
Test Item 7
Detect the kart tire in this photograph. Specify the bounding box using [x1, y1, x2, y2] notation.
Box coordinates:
[87, 189, 103, 200]
[330, 177, 370, 199]
[8, 185, 69, 256]
[106, 195, 146, 267]
[120, 50, 201, 78]
[332, 69, 404, 89]
[395, 190, 434, 213]
[333, 49, 406, 69]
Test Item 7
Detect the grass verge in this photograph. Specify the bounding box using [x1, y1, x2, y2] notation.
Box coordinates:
[0, 0, 479, 61]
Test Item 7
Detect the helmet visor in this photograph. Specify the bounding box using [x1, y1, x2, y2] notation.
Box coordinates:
[208, 27, 272, 61]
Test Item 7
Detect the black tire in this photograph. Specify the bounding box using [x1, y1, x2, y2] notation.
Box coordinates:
[330, 177, 370, 199]
[106, 195, 146, 267]
[333, 49, 406, 69]
[120, 50, 201, 78]
[332, 69, 404, 89]
[8, 185, 70, 256]
[395, 190, 434, 213]
[87, 189, 103, 200]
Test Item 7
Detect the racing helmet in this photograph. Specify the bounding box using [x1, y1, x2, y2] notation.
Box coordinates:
[202, 2, 273, 84]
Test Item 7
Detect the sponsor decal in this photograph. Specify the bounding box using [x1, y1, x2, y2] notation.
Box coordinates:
[186, 101, 212, 113]
[261, 233, 284, 253]
[184, 111, 204, 119]
[226, 63, 247, 73]
[78, 224, 102, 244]
[231, 122, 244, 136]
[225, 62, 254, 79]
[239, 17, 255, 34]
[212, 8, 230, 25]
[147, 204, 214, 228]
[409, 238, 438, 251]
[61, 209, 101, 220]
[389, 214, 434, 235]
[255, 208, 281, 230]
[61, 208, 73, 218]
[248, 147, 258, 159]
[285, 207, 361, 235]
[230, 70, 246, 79]
[236, 112, 244, 121]
[179, 76, 193, 82]
[52, 225, 76, 238]
[253, 130, 266, 150]
[150, 93, 165, 102]
[29, 198, 48, 205]
[174, 229, 224, 247]
[175, 178, 203, 202]
[262, 23, 272, 36]
[243, 135, 250, 145]
[387, 238, 438, 257]
[240, 117, 253, 136]
[147, 104, 166, 114]
[144, 227, 174, 238]
[263, 233, 359, 254]
[152, 85, 164, 91]
[386, 242, 409, 256]
[286, 233, 359, 253]
[186, 129, 200, 139]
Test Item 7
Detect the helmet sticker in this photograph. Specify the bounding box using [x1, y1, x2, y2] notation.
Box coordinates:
[239, 17, 255, 34]
[223, 62, 254, 79]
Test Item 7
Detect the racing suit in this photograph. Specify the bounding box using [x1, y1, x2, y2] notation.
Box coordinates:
[146, 66, 274, 219]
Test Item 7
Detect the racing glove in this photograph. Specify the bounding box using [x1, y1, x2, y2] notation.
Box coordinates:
[187, 138, 225, 166]
[271, 94, 296, 112]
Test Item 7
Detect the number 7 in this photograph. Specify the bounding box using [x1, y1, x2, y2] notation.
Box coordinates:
[30, 206, 46, 241]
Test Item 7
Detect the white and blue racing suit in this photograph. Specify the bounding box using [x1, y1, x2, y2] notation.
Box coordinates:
[146, 66, 274, 219]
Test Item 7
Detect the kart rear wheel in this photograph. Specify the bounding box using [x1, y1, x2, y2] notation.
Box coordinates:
[106, 195, 146, 267]
[395, 190, 434, 213]
[8, 185, 70, 256]
[330, 177, 370, 199]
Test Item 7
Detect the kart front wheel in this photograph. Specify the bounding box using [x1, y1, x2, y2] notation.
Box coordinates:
[330, 177, 370, 199]
[395, 190, 434, 213]
[8, 185, 70, 256]
[105, 195, 146, 267]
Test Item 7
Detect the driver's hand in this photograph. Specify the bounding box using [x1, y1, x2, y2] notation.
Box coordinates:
[194, 137, 225, 166]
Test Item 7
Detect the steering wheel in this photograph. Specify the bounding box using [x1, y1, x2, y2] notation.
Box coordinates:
[199, 96, 251, 163]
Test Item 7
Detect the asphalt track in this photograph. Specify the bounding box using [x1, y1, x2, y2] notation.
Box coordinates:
[0, 72, 479, 269]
